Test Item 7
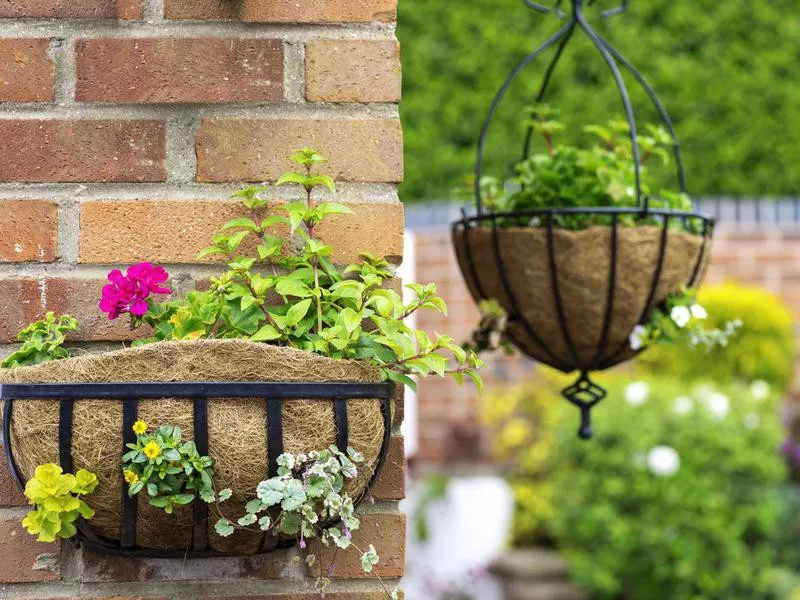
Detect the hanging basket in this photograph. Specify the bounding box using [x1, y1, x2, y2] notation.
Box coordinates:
[451, 0, 716, 437]
[0, 340, 393, 557]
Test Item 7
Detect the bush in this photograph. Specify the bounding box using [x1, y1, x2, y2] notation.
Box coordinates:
[640, 283, 796, 392]
[484, 370, 787, 599]
[397, 0, 800, 202]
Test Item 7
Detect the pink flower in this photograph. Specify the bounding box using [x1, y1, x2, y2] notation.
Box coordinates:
[99, 262, 171, 320]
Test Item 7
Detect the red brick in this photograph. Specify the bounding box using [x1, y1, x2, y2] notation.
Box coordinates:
[80, 548, 295, 581]
[0, 277, 147, 343]
[196, 119, 403, 183]
[0, 120, 166, 183]
[0, 0, 143, 18]
[309, 512, 405, 579]
[0, 39, 55, 102]
[76, 38, 284, 104]
[79, 199, 288, 264]
[370, 435, 405, 501]
[0, 518, 60, 583]
[0, 200, 57, 263]
[306, 40, 401, 103]
[0, 444, 26, 506]
[79, 199, 402, 265]
[165, 0, 396, 23]
[199, 595, 396, 600]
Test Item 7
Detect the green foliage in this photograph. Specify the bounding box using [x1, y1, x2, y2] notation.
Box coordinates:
[122, 421, 215, 514]
[640, 282, 796, 392]
[22, 464, 97, 542]
[2, 312, 78, 368]
[484, 371, 787, 599]
[214, 447, 399, 599]
[398, 0, 800, 202]
[133, 149, 483, 392]
[630, 287, 741, 352]
[484, 107, 699, 230]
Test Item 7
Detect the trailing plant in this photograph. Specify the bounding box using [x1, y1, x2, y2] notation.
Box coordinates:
[22, 464, 98, 542]
[212, 447, 399, 599]
[2, 312, 78, 368]
[95, 148, 483, 392]
[628, 288, 741, 351]
[482, 105, 701, 232]
[640, 282, 797, 392]
[122, 421, 215, 514]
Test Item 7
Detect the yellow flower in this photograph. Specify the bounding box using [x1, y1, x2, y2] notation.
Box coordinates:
[143, 440, 161, 460]
[132, 420, 148, 436]
[124, 470, 139, 485]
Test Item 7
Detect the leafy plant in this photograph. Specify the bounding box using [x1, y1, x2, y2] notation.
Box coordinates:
[484, 370, 787, 599]
[101, 148, 483, 392]
[640, 282, 796, 392]
[212, 447, 399, 599]
[21, 464, 97, 542]
[628, 287, 741, 352]
[483, 106, 700, 231]
[2, 312, 78, 368]
[122, 421, 215, 514]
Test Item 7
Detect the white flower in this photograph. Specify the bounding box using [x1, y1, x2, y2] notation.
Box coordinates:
[743, 413, 760, 430]
[707, 392, 730, 420]
[750, 380, 770, 401]
[629, 325, 648, 351]
[672, 396, 694, 415]
[690, 304, 708, 320]
[670, 305, 692, 328]
[625, 381, 650, 406]
[647, 446, 680, 477]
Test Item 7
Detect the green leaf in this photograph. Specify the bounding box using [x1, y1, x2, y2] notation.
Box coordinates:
[285, 299, 312, 327]
[256, 479, 286, 506]
[222, 218, 259, 232]
[215, 518, 235, 538]
[281, 480, 307, 511]
[277, 171, 311, 188]
[218, 488, 233, 502]
[251, 324, 282, 342]
[307, 176, 337, 193]
[275, 279, 313, 298]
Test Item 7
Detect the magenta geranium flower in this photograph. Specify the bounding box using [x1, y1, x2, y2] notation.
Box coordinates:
[99, 262, 171, 320]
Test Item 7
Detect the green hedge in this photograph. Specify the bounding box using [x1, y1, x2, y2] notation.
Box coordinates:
[397, 0, 800, 202]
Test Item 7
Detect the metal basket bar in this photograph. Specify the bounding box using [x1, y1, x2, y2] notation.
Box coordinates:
[589, 213, 619, 370]
[120, 398, 138, 548]
[193, 397, 209, 552]
[0, 381, 394, 401]
[546, 213, 583, 369]
[460, 207, 715, 223]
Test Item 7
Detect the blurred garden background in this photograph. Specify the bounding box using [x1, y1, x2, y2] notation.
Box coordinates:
[394, 0, 800, 598]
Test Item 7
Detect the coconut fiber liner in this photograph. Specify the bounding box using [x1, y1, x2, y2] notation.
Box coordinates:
[454, 225, 708, 370]
[0, 339, 388, 554]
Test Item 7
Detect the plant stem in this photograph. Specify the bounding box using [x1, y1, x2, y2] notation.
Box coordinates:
[305, 163, 324, 335]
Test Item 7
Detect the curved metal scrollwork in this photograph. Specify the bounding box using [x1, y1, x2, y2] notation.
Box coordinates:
[475, 0, 687, 215]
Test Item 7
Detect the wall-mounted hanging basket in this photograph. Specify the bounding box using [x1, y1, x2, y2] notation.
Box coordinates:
[1, 340, 393, 557]
[452, 0, 714, 438]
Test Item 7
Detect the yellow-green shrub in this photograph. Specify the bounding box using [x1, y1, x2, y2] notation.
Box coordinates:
[640, 282, 796, 391]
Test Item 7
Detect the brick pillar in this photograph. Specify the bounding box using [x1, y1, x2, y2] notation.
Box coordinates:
[0, 1, 406, 598]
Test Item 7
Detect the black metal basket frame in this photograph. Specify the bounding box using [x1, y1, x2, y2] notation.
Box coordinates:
[452, 0, 716, 438]
[2, 381, 394, 558]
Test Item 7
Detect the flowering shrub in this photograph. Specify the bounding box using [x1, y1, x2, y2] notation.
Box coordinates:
[628, 288, 741, 351]
[122, 421, 215, 514]
[484, 370, 788, 599]
[212, 447, 398, 599]
[22, 464, 97, 542]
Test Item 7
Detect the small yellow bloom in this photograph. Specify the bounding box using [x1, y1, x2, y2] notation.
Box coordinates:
[143, 440, 161, 460]
[124, 470, 139, 484]
[132, 420, 148, 436]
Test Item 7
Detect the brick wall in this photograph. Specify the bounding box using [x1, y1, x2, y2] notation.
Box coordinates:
[408, 221, 800, 464]
[0, 2, 405, 598]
